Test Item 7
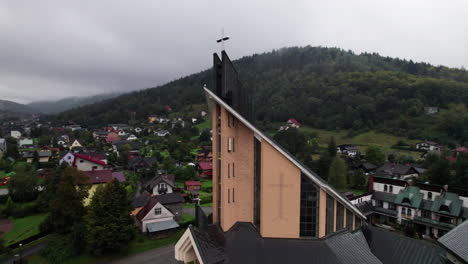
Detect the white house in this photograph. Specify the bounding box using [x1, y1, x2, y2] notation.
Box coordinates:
[118, 130, 127, 137]
[155, 130, 171, 137]
[136, 197, 179, 233]
[0, 138, 6, 153]
[19, 138, 34, 148]
[337, 144, 359, 157]
[416, 141, 441, 152]
[134, 127, 142, 133]
[59, 152, 75, 166]
[73, 153, 106, 171]
[10, 131, 21, 139]
[70, 139, 83, 149]
[126, 134, 138, 141]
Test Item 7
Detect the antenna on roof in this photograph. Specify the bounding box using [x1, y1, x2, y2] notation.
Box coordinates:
[216, 28, 230, 51]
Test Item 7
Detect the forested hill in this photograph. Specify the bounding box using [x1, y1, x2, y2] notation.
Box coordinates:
[55, 46, 468, 144]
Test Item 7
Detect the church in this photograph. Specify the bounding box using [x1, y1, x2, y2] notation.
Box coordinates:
[174, 51, 449, 264]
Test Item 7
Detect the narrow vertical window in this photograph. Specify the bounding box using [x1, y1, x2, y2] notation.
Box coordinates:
[253, 138, 261, 229]
[232, 162, 235, 177]
[326, 194, 335, 235]
[346, 209, 353, 230]
[384, 185, 388, 192]
[233, 188, 235, 203]
[228, 137, 232, 152]
[228, 189, 230, 203]
[300, 173, 319, 237]
[228, 163, 230, 178]
[336, 202, 344, 231]
[389, 186, 393, 193]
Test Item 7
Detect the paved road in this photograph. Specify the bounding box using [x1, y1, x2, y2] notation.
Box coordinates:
[109, 244, 181, 264]
[1, 241, 48, 264]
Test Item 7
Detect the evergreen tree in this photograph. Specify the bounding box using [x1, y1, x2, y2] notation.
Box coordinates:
[8, 163, 39, 202]
[85, 179, 134, 256]
[328, 156, 348, 189]
[426, 158, 451, 186]
[32, 150, 40, 167]
[49, 167, 88, 233]
[328, 137, 337, 157]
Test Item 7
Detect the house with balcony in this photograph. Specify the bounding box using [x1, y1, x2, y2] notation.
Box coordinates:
[353, 175, 468, 239]
[144, 174, 176, 195]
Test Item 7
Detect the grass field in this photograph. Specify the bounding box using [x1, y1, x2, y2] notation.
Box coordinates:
[194, 119, 212, 131]
[2, 213, 48, 246]
[27, 230, 185, 264]
[299, 126, 421, 158]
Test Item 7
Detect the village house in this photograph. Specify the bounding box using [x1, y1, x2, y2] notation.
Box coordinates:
[0, 138, 6, 154]
[105, 132, 121, 143]
[424, 107, 439, 115]
[135, 196, 179, 234]
[23, 151, 52, 163]
[59, 152, 75, 166]
[134, 127, 142, 133]
[287, 118, 301, 128]
[337, 144, 360, 157]
[155, 193, 184, 221]
[117, 130, 127, 137]
[184, 181, 201, 192]
[196, 161, 212, 178]
[112, 140, 140, 154]
[353, 176, 468, 239]
[92, 130, 109, 139]
[111, 171, 126, 182]
[376, 162, 425, 180]
[73, 153, 107, 171]
[144, 174, 176, 195]
[131, 191, 151, 216]
[81, 152, 108, 164]
[126, 134, 138, 141]
[155, 129, 170, 137]
[84, 170, 113, 184]
[109, 124, 130, 131]
[128, 156, 157, 171]
[70, 139, 83, 149]
[148, 114, 159, 124]
[416, 141, 441, 152]
[10, 130, 21, 139]
[19, 138, 34, 148]
[65, 125, 82, 131]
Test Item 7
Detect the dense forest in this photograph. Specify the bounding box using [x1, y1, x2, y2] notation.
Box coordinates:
[55, 46, 468, 145]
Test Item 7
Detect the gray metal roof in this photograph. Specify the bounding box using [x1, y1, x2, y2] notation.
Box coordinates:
[373, 191, 397, 203]
[366, 226, 446, 264]
[438, 220, 468, 262]
[325, 231, 382, 264]
[146, 219, 179, 233]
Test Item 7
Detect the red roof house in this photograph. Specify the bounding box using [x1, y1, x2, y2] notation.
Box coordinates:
[287, 118, 301, 128]
[84, 170, 113, 184]
[197, 162, 212, 179]
[184, 181, 202, 192]
[73, 153, 107, 171]
[106, 132, 121, 143]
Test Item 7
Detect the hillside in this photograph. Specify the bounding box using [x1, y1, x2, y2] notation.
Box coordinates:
[0, 99, 33, 114]
[27, 93, 120, 114]
[54, 46, 468, 144]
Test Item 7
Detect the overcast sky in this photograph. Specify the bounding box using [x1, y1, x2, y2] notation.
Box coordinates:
[1, 0, 467, 104]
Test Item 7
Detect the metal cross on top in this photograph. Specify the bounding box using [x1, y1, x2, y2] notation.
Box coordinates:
[216, 28, 230, 51]
[269, 173, 293, 221]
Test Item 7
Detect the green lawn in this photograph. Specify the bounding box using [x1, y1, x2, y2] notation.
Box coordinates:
[159, 151, 170, 158]
[299, 126, 421, 158]
[195, 119, 212, 130]
[27, 230, 185, 264]
[2, 213, 48, 246]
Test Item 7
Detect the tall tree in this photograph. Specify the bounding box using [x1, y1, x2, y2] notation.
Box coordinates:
[85, 179, 134, 256]
[365, 145, 386, 166]
[49, 167, 88, 233]
[328, 156, 348, 189]
[328, 136, 337, 157]
[426, 158, 451, 186]
[8, 163, 39, 202]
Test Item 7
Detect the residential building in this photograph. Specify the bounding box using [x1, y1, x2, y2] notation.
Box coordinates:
[184, 181, 202, 192]
[0, 138, 7, 153]
[73, 153, 107, 171]
[287, 118, 301, 128]
[376, 162, 425, 180]
[144, 174, 176, 195]
[155, 193, 184, 221]
[70, 139, 83, 149]
[155, 129, 170, 137]
[59, 152, 75, 166]
[19, 138, 34, 148]
[416, 141, 441, 152]
[128, 156, 157, 171]
[105, 132, 121, 143]
[148, 114, 159, 124]
[111, 171, 126, 182]
[424, 107, 439, 115]
[23, 151, 51, 163]
[337, 144, 359, 157]
[10, 130, 21, 139]
[361, 176, 468, 239]
[196, 161, 212, 178]
[136, 196, 179, 234]
[84, 170, 113, 184]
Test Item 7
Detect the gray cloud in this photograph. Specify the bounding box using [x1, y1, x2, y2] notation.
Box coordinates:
[1, 0, 467, 103]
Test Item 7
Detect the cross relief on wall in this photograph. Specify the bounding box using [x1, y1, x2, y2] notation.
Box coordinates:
[269, 173, 293, 221]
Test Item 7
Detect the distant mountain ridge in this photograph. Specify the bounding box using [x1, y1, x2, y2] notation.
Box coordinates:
[27, 93, 120, 114]
[0, 99, 33, 114]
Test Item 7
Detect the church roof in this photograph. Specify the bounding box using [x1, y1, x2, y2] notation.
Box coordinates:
[205, 87, 366, 220]
[438, 220, 468, 262]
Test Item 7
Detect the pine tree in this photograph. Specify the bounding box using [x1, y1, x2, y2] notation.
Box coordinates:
[328, 136, 337, 157]
[328, 156, 348, 189]
[85, 179, 135, 256]
[50, 167, 88, 233]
